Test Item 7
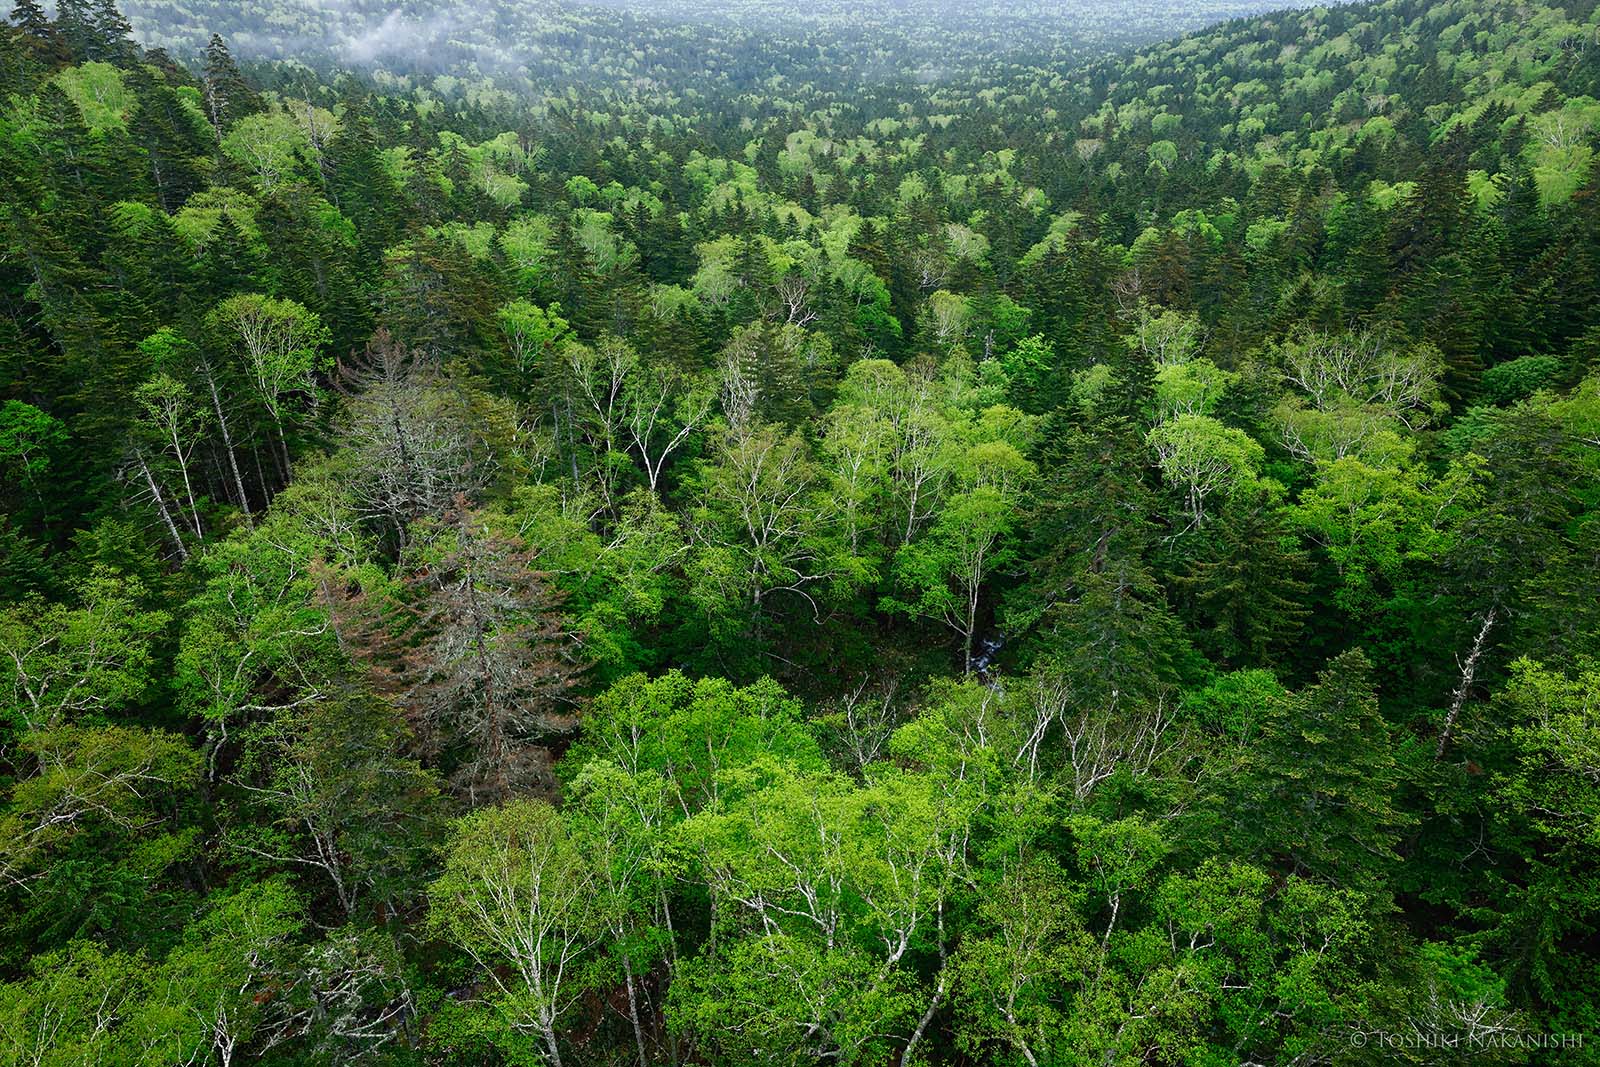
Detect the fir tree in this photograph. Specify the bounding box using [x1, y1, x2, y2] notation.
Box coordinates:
[1234, 649, 1410, 892]
[201, 33, 259, 137]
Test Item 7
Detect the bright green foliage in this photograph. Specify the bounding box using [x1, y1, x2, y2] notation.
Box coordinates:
[429, 800, 599, 1066]
[220, 106, 311, 191]
[688, 420, 856, 647]
[0, 401, 66, 487]
[207, 293, 330, 429]
[173, 490, 349, 727]
[53, 61, 129, 133]
[0, 881, 302, 1065]
[949, 858, 1087, 1065]
[672, 766, 936, 1064]
[1142, 862, 1374, 1064]
[496, 299, 571, 385]
[565, 670, 824, 812]
[0, 569, 168, 729]
[885, 482, 1019, 672]
[1291, 455, 1476, 617]
[509, 484, 684, 678]
[0, 723, 198, 894]
[1147, 413, 1264, 526]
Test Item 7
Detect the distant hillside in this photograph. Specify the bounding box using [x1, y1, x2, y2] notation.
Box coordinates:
[1041, 0, 1600, 204]
[114, 0, 1324, 92]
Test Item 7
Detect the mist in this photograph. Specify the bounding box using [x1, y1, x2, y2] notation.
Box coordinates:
[113, 0, 1325, 92]
[337, 9, 463, 66]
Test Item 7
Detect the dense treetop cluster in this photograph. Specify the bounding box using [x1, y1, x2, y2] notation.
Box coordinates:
[2, 0, 1599, 1063]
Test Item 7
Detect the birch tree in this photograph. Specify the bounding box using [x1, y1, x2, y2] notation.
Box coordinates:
[209, 294, 330, 473]
[1147, 413, 1264, 529]
[429, 801, 598, 1067]
[132, 371, 207, 541]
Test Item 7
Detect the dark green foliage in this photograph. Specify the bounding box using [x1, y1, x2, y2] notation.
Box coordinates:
[1226, 650, 1412, 892]
[1172, 489, 1310, 669]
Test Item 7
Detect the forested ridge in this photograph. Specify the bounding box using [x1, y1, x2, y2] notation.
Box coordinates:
[110, 0, 1322, 94]
[2, 0, 1600, 1063]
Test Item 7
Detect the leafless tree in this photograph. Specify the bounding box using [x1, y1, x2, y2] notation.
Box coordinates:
[820, 676, 901, 773]
[255, 928, 417, 1059]
[622, 367, 714, 494]
[338, 332, 493, 551]
[1024, 672, 1183, 804]
[1280, 330, 1440, 420]
[773, 272, 818, 327]
[911, 246, 949, 291]
[123, 449, 191, 561]
[1436, 606, 1498, 760]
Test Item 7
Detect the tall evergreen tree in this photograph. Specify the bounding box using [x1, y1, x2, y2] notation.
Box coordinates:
[1230, 650, 1410, 893]
[200, 33, 258, 137]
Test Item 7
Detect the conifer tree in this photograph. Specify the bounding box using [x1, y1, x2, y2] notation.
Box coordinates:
[201, 33, 258, 138]
[1231, 650, 1410, 892]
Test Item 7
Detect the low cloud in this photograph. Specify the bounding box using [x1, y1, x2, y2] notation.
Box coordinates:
[338, 9, 459, 65]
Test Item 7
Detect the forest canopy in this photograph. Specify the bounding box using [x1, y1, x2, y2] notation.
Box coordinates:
[2, 0, 1600, 1063]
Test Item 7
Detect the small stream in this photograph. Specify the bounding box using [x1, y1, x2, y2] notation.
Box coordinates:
[971, 632, 1005, 681]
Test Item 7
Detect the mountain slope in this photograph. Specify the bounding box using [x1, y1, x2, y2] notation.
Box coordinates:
[1, 0, 1599, 1063]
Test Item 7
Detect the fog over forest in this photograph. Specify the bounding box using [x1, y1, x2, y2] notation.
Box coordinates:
[111, 0, 1326, 84]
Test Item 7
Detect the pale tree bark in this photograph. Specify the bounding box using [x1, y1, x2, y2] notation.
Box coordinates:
[140, 381, 206, 540]
[624, 370, 713, 494]
[133, 451, 190, 561]
[1436, 606, 1498, 760]
[901, 920, 946, 1064]
[621, 950, 648, 1067]
[566, 338, 634, 514]
[202, 360, 254, 527]
[893, 413, 948, 546]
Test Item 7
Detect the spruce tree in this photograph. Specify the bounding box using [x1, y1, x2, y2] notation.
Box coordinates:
[8, 0, 67, 71]
[1234, 650, 1410, 892]
[201, 33, 259, 138]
